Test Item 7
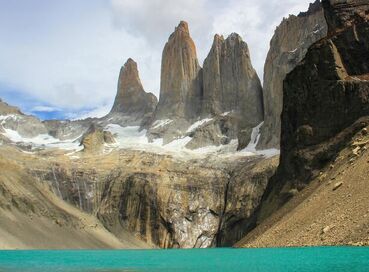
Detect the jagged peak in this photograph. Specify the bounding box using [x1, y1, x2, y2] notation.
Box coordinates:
[125, 58, 136, 65]
[119, 58, 141, 87]
[298, 0, 322, 17]
[210, 34, 225, 51]
[176, 21, 189, 34]
[213, 34, 225, 43]
[168, 21, 190, 40]
[123, 58, 138, 72]
[226, 33, 244, 46]
[227, 32, 242, 40]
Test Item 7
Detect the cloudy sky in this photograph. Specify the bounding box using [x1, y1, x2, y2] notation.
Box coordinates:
[0, 0, 314, 120]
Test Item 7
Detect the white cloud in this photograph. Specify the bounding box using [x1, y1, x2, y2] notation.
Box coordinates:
[31, 106, 61, 112]
[0, 0, 317, 119]
[212, 0, 316, 79]
[68, 104, 112, 121]
[110, 0, 213, 47]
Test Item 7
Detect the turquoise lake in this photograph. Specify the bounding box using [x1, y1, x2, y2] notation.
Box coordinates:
[0, 247, 368, 272]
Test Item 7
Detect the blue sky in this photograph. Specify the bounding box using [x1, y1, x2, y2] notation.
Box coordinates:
[0, 0, 314, 120]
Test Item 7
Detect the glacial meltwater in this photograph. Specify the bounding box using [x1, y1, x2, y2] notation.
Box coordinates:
[0, 247, 368, 272]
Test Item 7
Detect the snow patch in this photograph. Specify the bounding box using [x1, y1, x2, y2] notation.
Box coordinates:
[152, 119, 173, 129]
[186, 118, 213, 133]
[0, 114, 21, 125]
[239, 122, 280, 158]
[103, 124, 273, 159]
[164, 136, 192, 151]
[1, 127, 83, 151]
[106, 124, 149, 147]
[244, 122, 264, 152]
[289, 48, 297, 53]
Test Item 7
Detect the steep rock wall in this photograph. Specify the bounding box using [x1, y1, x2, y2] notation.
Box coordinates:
[258, 0, 328, 149]
[257, 0, 369, 221]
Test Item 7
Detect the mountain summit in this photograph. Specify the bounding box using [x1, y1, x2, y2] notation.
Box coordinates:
[154, 21, 203, 120]
[110, 58, 157, 121]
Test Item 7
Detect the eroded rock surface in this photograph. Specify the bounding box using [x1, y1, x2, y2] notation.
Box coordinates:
[154, 21, 203, 121]
[22, 146, 278, 249]
[80, 124, 115, 153]
[258, 0, 369, 220]
[202, 34, 263, 121]
[202, 34, 264, 150]
[258, 0, 328, 149]
[109, 58, 157, 125]
[0, 146, 148, 249]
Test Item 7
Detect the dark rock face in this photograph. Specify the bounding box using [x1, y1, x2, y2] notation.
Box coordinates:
[258, 1, 328, 149]
[258, 0, 369, 219]
[216, 158, 278, 246]
[154, 21, 203, 120]
[110, 58, 157, 120]
[202, 34, 263, 121]
[323, 0, 369, 33]
[95, 153, 278, 248]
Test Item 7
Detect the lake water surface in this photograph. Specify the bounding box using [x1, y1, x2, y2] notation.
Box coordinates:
[0, 247, 368, 272]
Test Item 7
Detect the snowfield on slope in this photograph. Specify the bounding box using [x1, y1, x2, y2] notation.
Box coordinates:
[0, 114, 279, 158]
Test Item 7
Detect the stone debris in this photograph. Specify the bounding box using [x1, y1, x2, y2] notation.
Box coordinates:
[333, 182, 344, 191]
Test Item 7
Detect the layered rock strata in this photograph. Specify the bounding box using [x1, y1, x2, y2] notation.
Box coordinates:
[25, 146, 278, 248]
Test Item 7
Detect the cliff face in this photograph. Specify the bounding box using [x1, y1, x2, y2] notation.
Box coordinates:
[323, 0, 369, 33]
[110, 58, 157, 122]
[154, 21, 203, 120]
[0, 146, 148, 249]
[258, 0, 328, 149]
[257, 0, 369, 220]
[89, 154, 278, 248]
[18, 146, 278, 249]
[202, 34, 263, 122]
[202, 34, 264, 150]
[150, 22, 264, 149]
[237, 122, 369, 248]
